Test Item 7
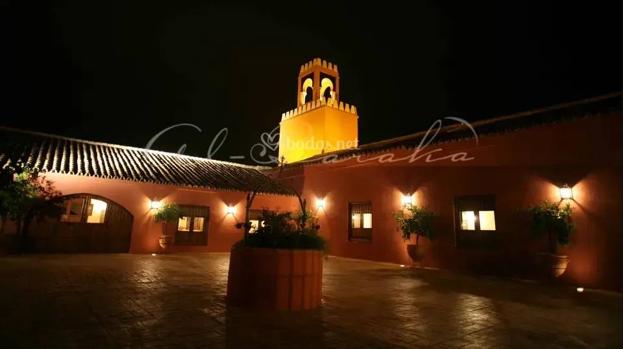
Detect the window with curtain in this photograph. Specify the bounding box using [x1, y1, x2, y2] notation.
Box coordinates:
[175, 205, 209, 245]
[454, 195, 497, 247]
[349, 202, 372, 241]
[60, 196, 108, 224]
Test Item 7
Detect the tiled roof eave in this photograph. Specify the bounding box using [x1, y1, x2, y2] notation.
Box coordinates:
[0, 127, 295, 196]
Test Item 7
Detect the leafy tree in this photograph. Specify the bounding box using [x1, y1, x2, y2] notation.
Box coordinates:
[153, 203, 181, 236]
[529, 201, 574, 253]
[394, 205, 435, 245]
[0, 162, 63, 251]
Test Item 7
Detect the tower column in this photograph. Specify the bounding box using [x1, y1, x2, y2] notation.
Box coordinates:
[313, 70, 321, 102]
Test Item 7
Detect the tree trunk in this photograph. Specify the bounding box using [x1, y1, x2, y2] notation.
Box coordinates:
[298, 198, 307, 231]
[244, 191, 257, 242]
[548, 231, 557, 254]
[16, 218, 27, 253]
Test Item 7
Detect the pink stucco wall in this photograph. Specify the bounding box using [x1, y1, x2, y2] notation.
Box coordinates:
[275, 112, 623, 291]
[42, 173, 299, 253]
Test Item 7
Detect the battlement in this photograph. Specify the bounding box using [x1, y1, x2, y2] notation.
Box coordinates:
[299, 58, 339, 75]
[281, 98, 357, 120]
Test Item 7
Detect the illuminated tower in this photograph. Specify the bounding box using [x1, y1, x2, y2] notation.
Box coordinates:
[278, 58, 359, 163]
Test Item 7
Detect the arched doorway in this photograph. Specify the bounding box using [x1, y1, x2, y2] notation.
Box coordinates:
[27, 194, 133, 253]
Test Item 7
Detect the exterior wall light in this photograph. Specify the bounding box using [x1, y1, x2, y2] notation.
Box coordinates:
[576, 287, 584, 293]
[401, 194, 414, 208]
[316, 198, 326, 210]
[559, 185, 573, 200]
[150, 200, 162, 210]
[226, 205, 236, 215]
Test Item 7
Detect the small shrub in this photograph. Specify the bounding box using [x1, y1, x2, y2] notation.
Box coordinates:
[233, 210, 326, 251]
[394, 205, 435, 244]
[529, 201, 574, 252]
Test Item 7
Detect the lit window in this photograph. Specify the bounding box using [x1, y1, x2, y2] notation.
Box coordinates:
[192, 217, 205, 232]
[175, 206, 209, 246]
[249, 219, 260, 233]
[460, 211, 476, 230]
[363, 213, 372, 229]
[478, 211, 496, 231]
[248, 210, 268, 234]
[177, 216, 191, 231]
[86, 199, 107, 224]
[455, 195, 497, 247]
[248, 219, 266, 233]
[61, 198, 84, 223]
[349, 202, 372, 241]
[351, 214, 361, 228]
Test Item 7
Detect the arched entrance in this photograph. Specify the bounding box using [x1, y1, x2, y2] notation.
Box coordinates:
[27, 194, 133, 253]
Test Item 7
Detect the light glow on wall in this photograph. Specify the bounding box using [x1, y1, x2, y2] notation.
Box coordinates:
[150, 200, 162, 210]
[226, 205, 236, 215]
[316, 198, 326, 210]
[401, 194, 414, 207]
[559, 184, 573, 200]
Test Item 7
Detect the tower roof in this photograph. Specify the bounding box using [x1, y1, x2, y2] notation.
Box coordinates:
[299, 58, 339, 75]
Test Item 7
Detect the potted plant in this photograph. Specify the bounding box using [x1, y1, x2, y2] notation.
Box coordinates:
[153, 203, 181, 251]
[227, 209, 326, 310]
[529, 201, 575, 278]
[394, 205, 434, 264]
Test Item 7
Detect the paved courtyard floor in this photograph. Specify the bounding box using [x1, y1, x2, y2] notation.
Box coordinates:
[0, 253, 621, 348]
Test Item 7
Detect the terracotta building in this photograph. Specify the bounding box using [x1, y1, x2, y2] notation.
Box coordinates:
[1, 59, 621, 291]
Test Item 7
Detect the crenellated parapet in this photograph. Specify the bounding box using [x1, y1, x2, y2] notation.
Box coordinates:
[281, 98, 357, 120]
[299, 58, 339, 75]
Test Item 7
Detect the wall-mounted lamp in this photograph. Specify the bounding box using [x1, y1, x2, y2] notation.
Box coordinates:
[401, 194, 414, 208]
[316, 198, 326, 210]
[150, 200, 162, 210]
[559, 184, 573, 201]
[226, 205, 236, 215]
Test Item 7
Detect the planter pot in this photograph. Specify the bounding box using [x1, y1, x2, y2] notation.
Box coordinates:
[159, 235, 173, 251]
[535, 252, 569, 278]
[227, 247, 323, 310]
[406, 243, 424, 263]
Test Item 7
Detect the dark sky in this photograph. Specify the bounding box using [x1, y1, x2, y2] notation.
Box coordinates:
[4, 1, 622, 163]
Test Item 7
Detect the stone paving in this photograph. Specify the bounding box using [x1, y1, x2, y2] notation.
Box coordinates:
[0, 253, 621, 348]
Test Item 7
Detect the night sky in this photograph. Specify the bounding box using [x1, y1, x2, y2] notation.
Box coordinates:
[4, 2, 622, 163]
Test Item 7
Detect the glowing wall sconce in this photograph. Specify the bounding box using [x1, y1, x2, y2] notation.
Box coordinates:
[559, 184, 573, 201]
[226, 205, 236, 215]
[401, 194, 414, 208]
[316, 198, 326, 210]
[150, 200, 162, 210]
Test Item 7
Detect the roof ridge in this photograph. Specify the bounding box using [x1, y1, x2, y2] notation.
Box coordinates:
[0, 126, 266, 170]
[358, 92, 622, 150]
[291, 92, 622, 165]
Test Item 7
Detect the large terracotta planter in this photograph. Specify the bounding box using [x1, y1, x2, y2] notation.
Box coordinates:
[158, 235, 173, 251]
[535, 252, 569, 278]
[406, 243, 424, 263]
[227, 247, 323, 310]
